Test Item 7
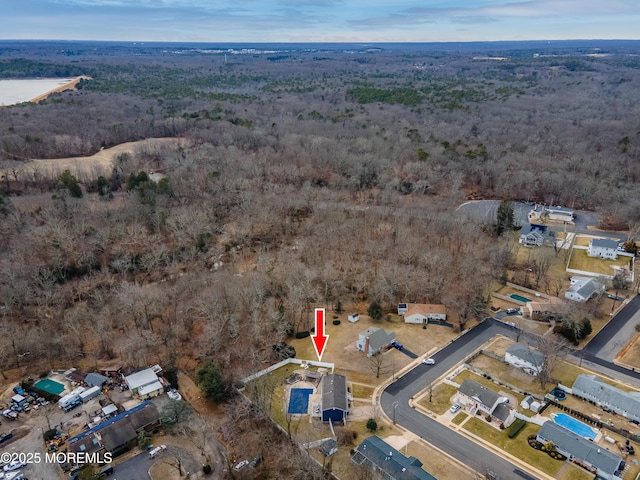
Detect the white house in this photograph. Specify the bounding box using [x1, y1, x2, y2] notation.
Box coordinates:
[124, 368, 164, 399]
[537, 422, 624, 480]
[587, 238, 619, 259]
[572, 374, 640, 423]
[564, 276, 605, 302]
[403, 303, 447, 324]
[528, 205, 574, 223]
[456, 379, 515, 426]
[355, 327, 396, 357]
[505, 343, 543, 375]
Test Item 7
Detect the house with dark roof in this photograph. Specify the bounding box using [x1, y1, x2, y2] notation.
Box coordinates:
[355, 327, 396, 357]
[68, 432, 104, 456]
[519, 224, 556, 247]
[65, 368, 87, 384]
[101, 420, 137, 455]
[537, 422, 624, 480]
[85, 372, 109, 388]
[505, 343, 544, 375]
[457, 380, 515, 426]
[588, 238, 619, 259]
[403, 303, 447, 324]
[321, 374, 348, 424]
[572, 374, 640, 423]
[351, 435, 438, 480]
[564, 276, 605, 302]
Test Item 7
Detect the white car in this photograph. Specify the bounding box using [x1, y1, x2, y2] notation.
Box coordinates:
[5, 472, 24, 480]
[234, 460, 249, 472]
[422, 358, 436, 365]
[167, 389, 182, 401]
[449, 404, 461, 414]
[148, 444, 167, 458]
[3, 461, 25, 472]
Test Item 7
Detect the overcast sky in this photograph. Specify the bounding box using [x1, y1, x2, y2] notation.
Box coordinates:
[5, 0, 640, 43]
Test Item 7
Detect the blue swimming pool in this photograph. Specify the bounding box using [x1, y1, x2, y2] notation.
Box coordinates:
[288, 388, 313, 414]
[553, 413, 596, 440]
[510, 293, 531, 303]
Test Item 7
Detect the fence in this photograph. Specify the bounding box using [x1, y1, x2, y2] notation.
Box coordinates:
[241, 358, 335, 384]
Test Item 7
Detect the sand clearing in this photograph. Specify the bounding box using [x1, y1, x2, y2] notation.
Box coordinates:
[28, 75, 92, 103]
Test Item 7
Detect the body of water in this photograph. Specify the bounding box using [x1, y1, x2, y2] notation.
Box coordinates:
[0, 78, 74, 106]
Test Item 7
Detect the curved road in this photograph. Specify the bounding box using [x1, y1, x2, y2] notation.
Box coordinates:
[381, 313, 640, 480]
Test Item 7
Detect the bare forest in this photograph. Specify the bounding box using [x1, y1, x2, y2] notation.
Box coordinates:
[1, 40, 640, 478]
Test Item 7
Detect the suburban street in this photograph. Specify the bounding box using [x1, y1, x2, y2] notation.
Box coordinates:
[380, 300, 640, 480]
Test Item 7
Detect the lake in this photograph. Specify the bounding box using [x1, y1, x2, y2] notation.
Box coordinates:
[0, 78, 75, 106]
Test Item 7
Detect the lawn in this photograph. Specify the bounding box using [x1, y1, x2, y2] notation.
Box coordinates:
[617, 332, 640, 370]
[451, 412, 467, 425]
[463, 419, 564, 476]
[567, 248, 633, 276]
[417, 383, 458, 415]
[351, 384, 374, 400]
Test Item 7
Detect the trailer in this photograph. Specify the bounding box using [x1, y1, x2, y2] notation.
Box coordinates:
[58, 387, 86, 409]
[79, 386, 101, 404]
[11, 394, 27, 406]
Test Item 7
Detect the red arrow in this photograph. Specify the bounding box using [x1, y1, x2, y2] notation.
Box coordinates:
[311, 308, 329, 361]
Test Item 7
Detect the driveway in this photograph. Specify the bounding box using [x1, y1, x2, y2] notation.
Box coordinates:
[380, 317, 640, 479]
[111, 451, 151, 480]
[456, 200, 621, 239]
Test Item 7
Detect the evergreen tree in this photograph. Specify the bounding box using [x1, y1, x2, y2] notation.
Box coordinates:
[495, 200, 514, 236]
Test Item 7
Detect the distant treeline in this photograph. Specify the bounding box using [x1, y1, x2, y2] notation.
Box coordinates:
[0, 58, 84, 79]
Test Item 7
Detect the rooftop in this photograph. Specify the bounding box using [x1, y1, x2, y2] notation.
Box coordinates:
[321, 374, 348, 412]
[458, 379, 502, 409]
[404, 303, 447, 317]
[506, 343, 544, 367]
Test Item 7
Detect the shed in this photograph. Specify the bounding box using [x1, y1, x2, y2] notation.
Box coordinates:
[102, 404, 118, 417]
[124, 368, 159, 395]
[347, 313, 360, 323]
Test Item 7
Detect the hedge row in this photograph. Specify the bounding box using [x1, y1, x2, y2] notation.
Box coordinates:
[295, 331, 310, 339]
[508, 418, 526, 438]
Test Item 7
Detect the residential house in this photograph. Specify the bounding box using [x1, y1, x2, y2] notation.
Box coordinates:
[68, 432, 103, 456]
[519, 224, 556, 247]
[321, 374, 349, 424]
[124, 368, 164, 398]
[505, 343, 544, 375]
[456, 379, 515, 425]
[528, 205, 574, 223]
[101, 420, 137, 455]
[403, 304, 447, 324]
[65, 368, 87, 384]
[588, 238, 619, 259]
[85, 372, 109, 388]
[355, 327, 396, 357]
[524, 300, 565, 321]
[537, 421, 624, 480]
[564, 277, 605, 303]
[351, 435, 438, 480]
[572, 374, 640, 423]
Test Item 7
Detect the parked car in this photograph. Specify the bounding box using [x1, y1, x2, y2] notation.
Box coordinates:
[148, 445, 167, 458]
[248, 455, 263, 468]
[391, 341, 403, 350]
[422, 358, 436, 365]
[233, 460, 249, 472]
[449, 404, 461, 414]
[4, 460, 26, 472]
[505, 321, 516, 327]
[2, 410, 18, 420]
[505, 308, 520, 315]
[0, 431, 13, 443]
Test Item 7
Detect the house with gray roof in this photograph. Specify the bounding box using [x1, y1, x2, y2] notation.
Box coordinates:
[572, 374, 640, 423]
[519, 224, 555, 247]
[355, 327, 396, 357]
[564, 276, 605, 302]
[85, 372, 109, 388]
[505, 343, 544, 375]
[321, 373, 348, 424]
[588, 238, 620, 260]
[537, 421, 624, 480]
[457, 379, 514, 425]
[351, 435, 438, 480]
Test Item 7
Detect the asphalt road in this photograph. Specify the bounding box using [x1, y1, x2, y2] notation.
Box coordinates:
[380, 316, 640, 479]
[456, 200, 620, 239]
[111, 451, 151, 480]
[583, 294, 640, 361]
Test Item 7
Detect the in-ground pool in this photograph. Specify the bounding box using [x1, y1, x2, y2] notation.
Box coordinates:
[553, 413, 596, 440]
[510, 293, 531, 303]
[288, 388, 313, 414]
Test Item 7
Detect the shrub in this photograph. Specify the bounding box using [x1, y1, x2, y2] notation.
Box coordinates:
[295, 331, 310, 339]
[366, 418, 378, 432]
[508, 419, 527, 438]
[203, 464, 212, 475]
[43, 429, 58, 441]
[485, 415, 492, 422]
